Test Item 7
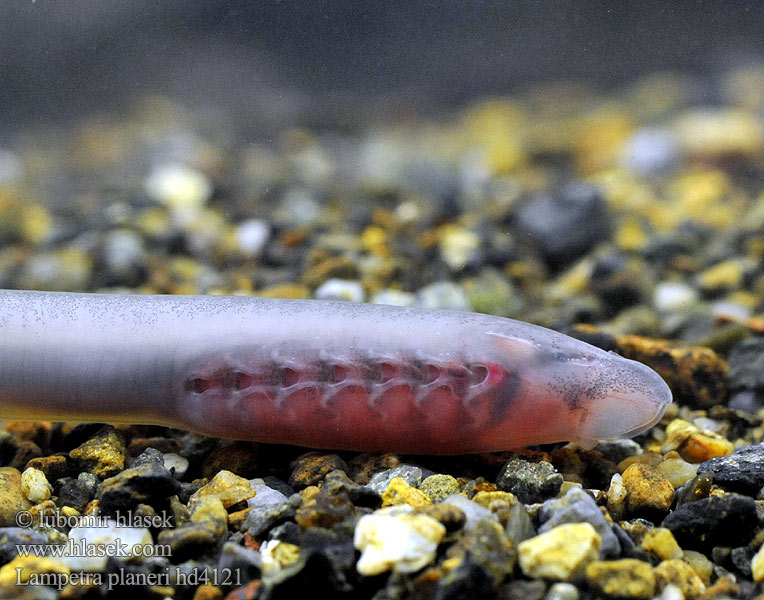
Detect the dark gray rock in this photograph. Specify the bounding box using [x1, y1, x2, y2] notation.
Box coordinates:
[496, 457, 563, 504]
[697, 443, 764, 496]
[515, 183, 610, 267]
[729, 338, 764, 392]
[662, 493, 757, 551]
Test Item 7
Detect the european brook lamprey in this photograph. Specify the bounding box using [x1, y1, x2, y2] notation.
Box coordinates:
[0, 290, 672, 454]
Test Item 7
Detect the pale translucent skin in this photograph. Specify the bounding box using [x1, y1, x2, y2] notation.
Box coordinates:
[0, 290, 672, 454]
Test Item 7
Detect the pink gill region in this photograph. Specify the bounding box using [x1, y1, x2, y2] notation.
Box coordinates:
[187, 355, 515, 451]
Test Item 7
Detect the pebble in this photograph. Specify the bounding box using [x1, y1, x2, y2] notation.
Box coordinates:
[0, 467, 33, 526]
[653, 559, 705, 597]
[235, 219, 270, 257]
[24, 455, 68, 483]
[751, 543, 764, 582]
[242, 494, 299, 538]
[68, 425, 126, 479]
[370, 289, 417, 307]
[57, 474, 96, 511]
[640, 528, 683, 561]
[697, 259, 747, 294]
[728, 338, 764, 394]
[102, 228, 146, 284]
[416, 281, 471, 311]
[500, 579, 547, 600]
[472, 490, 516, 509]
[97, 448, 182, 516]
[621, 463, 674, 519]
[157, 496, 228, 562]
[217, 540, 262, 582]
[365, 465, 423, 495]
[0, 555, 70, 587]
[653, 281, 698, 313]
[295, 483, 355, 528]
[201, 441, 261, 479]
[381, 477, 431, 508]
[353, 506, 446, 576]
[517, 522, 602, 581]
[504, 500, 536, 546]
[189, 469, 255, 509]
[662, 492, 757, 551]
[696, 443, 764, 495]
[620, 128, 679, 174]
[260, 539, 301, 576]
[443, 519, 516, 586]
[313, 278, 365, 302]
[419, 474, 461, 502]
[496, 456, 563, 504]
[538, 487, 620, 557]
[144, 163, 212, 215]
[515, 183, 610, 267]
[247, 480, 289, 510]
[585, 559, 656, 599]
[62, 518, 153, 571]
[20, 467, 52, 504]
[545, 582, 579, 600]
[0, 528, 48, 568]
[464, 267, 521, 317]
[17, 248, 94, 291]
[288, 453, 348, 489]
[674, 109, 764, 158]
[162, 452, 189, 479]
[656, 454, 698, 488]
[437, 224, 481, 270]
[440, 494, 498, 531]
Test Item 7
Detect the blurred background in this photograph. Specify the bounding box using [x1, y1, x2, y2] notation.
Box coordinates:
[3, 1, 763, 133]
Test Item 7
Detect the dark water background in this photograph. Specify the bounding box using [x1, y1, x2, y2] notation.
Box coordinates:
[2, 1, 763, 133]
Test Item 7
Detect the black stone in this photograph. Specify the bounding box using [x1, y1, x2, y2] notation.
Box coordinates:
[514, 182, 610, 268]
[697, 443, 764, 496]
[662, 493, 757, 551]
[98, 448, 181, 516]
[56, 476, 94, 511]
[729, 338, 764, 393]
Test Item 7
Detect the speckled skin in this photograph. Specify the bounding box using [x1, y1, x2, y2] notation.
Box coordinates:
[0, 290, 672, 453]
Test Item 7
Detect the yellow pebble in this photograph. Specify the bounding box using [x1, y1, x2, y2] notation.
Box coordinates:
[654, 559, 705, 597]
[381, 477, 431, 508]
[641, 528, 683, 561]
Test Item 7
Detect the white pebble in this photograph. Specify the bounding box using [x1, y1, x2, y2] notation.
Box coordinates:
[416, 281, 471, 311]
[354, 506, 446, 576]
[545, 582, 580, 600]
[145, 163, 212, 214]
[440, 494, 498, 531]
[20, 467, 52, 503]
[247, 480, 289, 509]
[653, 281, 697, 313]
[161, 453, 189, 480]
[314, 279, 365, 302]
[370, 289, 417, 307]
[711, 301, 750, 322]
[62, 519, 153, 571]
[620, 128, 679, 174]
[235, 219, 270, 257]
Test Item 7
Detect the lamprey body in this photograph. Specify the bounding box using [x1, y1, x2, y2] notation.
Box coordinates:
[0, 290, 672, 453]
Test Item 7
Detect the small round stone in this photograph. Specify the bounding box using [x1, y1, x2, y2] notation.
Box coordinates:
[313, 278, 365, 302]
[518, 522, 601, 581]
[354, 506, 446, 576]
[20, 467, 52, 503]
